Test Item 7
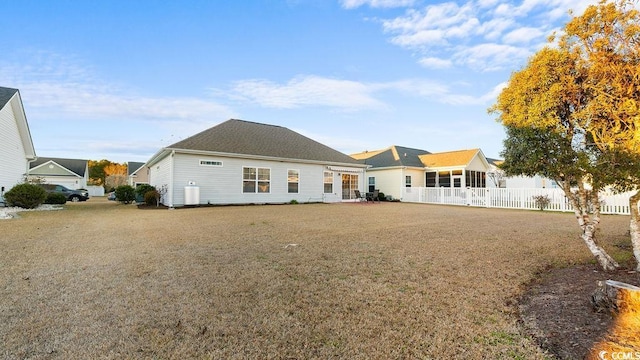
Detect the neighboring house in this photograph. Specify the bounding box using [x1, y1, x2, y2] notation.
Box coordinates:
[486, 158, 559, 189]
[145, 119, 367, 207]
[351, 146, 492, 200]
[0, 87, 37, 198]
[127, 161, 149, 187]
[28, 157, 89, 190]
[351, 146, 431, 200]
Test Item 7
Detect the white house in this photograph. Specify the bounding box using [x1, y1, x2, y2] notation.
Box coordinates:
[0, 87, 37, 197]
[145, 119, 368, 207]
[351, 146, 492, 200]
[486, 158, 559, 189]
[28, 157, 89, 189]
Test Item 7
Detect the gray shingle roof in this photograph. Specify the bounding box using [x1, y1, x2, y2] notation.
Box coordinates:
[168, 119, 362, 165]
[356, 145, 431, 168]
[30, 157, 88, 177]
[0, 87, 18, 110]
[127, 162, 145, 176]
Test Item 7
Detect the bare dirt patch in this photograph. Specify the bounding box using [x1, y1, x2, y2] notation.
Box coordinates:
[519, 264, 639, 359]
[0, 198, 635, 359]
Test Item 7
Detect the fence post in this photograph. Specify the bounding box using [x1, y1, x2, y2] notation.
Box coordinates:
[485, 188, 491, 208]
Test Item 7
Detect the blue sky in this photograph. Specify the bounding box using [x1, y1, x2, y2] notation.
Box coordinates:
[1, 0, 597, 163]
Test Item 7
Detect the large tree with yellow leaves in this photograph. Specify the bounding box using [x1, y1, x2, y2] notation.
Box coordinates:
[490, 0, 640, 270]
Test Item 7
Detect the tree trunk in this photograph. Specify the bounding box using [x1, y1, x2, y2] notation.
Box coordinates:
[588, 280, 640, 359]
[562, 183, 620, 271]
[629, 190, 640, 271]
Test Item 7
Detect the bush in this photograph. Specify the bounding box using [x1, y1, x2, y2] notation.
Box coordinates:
[532, 195, 551, 211]
[144, 190, 159, 206]
[115, 185, 136, 204]
[136, 184, 156, 197]
[4, 183, 47, 209]
[377, 192, 386, 201]
[44, 193, 67, 205]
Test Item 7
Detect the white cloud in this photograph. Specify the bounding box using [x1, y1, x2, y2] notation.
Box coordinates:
[418, 57, 452, 69]
[455, 43, 531, 71]
[502, 27, 544, 44]
[340, 0, 415, 9]
[0, 52, 236, 125]
[365, 0, 600, 72]
[225, 75, 387, 111]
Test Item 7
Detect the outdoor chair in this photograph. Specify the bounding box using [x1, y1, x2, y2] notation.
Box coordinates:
[367, 189, 380, 203]
[354, 190, 367, 203]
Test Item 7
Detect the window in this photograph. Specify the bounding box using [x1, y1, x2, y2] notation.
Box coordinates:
[200, 160, 223, 167]
[288, 169, 299, 193]
[368, 177, 375, 192]
[324, 171, 333, 193]
[438, 171, 451, 187]
[465, 170, 487, 188]
[426, 172, 437, 187]
[405, 175, 412, 188]
[243, 167, 270, 193]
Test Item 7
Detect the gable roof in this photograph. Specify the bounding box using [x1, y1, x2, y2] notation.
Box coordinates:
[156, 119, 363, 166]
[351, 145, 431, 168]
[419, 149, 482, 168]
[0, 87, 18, 109]
[30, 157, 88, 177]
[127, 162, 145, 176]
[0, 86, 36, 159]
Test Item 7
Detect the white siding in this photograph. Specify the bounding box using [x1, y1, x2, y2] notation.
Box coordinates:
[170, 153, 338, 206]
[0, 99, 28, 192]
[148, 154, 173, 206]
[467, 154, 490, 172]
[365, 167, 424, 201]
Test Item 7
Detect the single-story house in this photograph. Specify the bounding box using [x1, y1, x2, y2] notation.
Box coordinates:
[28, 157, 89, 189]
[351, 146, 492, 200]
[486, 158, 559, 189]
[145, 119, 368, 207]
[127, 161, 149, 187]
[0, 87, 37, 197]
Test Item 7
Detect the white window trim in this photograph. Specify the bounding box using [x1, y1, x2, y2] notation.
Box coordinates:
[323, 171, 333, 194]
[288, 169, 300, 194]
[242, 166, 271, 193]
[200, 159, 223, 167]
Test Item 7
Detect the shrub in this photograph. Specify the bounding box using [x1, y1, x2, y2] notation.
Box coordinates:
[532, 195, 551, 211]
[44, 193, 67, 205]
[4, 183, 47, 209]
[136, 184, 156, 197]
[289, 199, 299, 204]
[115, 185, 136, 204]
[377, 192, 386, 201]
[144, 190, 159, 206]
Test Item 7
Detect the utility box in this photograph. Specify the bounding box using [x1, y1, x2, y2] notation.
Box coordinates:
[184, 184, 200, 205]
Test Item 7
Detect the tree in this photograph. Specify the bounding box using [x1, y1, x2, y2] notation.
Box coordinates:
[491, 0, 640, 270]
[558, 0, 640, 270]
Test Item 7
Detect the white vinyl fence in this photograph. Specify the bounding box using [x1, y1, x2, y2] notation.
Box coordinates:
[402, 187, 635, 215]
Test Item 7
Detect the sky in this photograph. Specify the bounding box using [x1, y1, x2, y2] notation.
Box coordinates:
[1, 0, 600, 163]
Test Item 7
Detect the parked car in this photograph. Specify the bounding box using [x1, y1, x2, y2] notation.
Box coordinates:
[39, 184, 90, 202]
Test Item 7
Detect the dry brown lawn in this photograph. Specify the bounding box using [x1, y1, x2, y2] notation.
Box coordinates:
[0, 198, 632, 359]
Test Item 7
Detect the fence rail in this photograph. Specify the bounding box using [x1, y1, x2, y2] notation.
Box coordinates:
[401, 187, 635, 215]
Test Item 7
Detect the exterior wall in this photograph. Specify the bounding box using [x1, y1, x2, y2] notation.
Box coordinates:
[148, 154, 173, 206]
[129, 167, 150, 186]
[29, 164, 88, 189]
[150, 152, 362, 206]
[466, 154, 490, 172]
[0, 98, 28, 193]
[365, 167, 424, 201]
[504, 175, 558, 188]
[170, 153, 342, 206]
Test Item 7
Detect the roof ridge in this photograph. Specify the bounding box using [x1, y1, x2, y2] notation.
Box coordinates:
[229, 118, 285, 129]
